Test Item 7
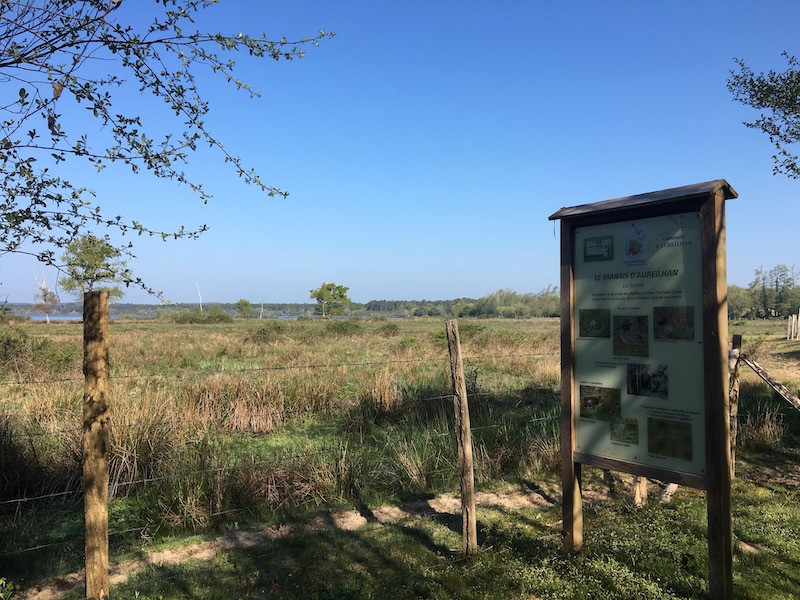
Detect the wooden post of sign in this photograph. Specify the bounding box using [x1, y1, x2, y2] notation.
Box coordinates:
[729, 334, 742, 478]
[83, 290, 110, 600]
[702, 190, 733, 600]
[446, 320, 478, 557]
[559, 218, 582, 554]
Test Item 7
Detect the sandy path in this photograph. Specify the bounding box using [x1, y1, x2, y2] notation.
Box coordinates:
[19, 487, 561, 600]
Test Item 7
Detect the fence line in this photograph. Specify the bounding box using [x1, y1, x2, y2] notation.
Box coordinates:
[0, 392, 464, 443]
[1, 397, 560, 507]
[1, 310, 563, 597]
[0, 351, 559, 388]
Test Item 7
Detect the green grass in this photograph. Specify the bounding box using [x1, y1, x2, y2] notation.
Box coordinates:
[43, 461, 800, 599]
[2, 317, 800, 598]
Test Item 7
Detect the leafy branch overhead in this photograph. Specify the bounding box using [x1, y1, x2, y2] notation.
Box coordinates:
[728, 52, 800, 179]
[0, 0, 334, 267]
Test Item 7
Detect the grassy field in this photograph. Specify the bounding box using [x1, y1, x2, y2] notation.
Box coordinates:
[1, 316, 799, 599]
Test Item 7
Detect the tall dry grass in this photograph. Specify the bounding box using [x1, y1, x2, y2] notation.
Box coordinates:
[1, 318, 562, 528]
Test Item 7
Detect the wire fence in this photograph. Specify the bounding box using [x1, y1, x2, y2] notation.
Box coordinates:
[2, 315, 798, 600]
[0, 350, 558, 388]
[0, 333, 563, 569]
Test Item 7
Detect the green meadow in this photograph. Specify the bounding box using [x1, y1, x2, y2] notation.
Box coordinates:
[0, 316, 798, 599]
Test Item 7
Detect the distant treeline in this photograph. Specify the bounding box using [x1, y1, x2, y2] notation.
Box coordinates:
[3, 302, 319, 319]
[365, 288, 560, 318]
[729, 264, 800, 320]
[5, 288, 561, 319]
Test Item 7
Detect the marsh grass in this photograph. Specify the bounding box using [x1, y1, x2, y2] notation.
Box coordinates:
[0, 326, 79, 380]
[3, 317, 800, 597]
[1, 318, 562, 563]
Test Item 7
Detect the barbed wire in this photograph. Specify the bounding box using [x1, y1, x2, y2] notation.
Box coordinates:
[0, 409, 559, 508]
[0, 456, 463, 558]
[0, 488, 79, 506]
[0, 351, 560, 388]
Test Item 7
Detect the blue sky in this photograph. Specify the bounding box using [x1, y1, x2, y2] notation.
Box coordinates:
[3, 0, 799, 304]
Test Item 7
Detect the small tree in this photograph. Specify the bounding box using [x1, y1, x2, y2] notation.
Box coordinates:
[60, 234, 128, 301]
[33, 273, 60, 322]
[235, 299, 254, 319]
[310, 282, 351, 317]
[728, 284, 750, 320]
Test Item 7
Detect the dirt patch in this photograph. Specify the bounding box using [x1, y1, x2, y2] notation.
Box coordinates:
[18, 487, 560, 600]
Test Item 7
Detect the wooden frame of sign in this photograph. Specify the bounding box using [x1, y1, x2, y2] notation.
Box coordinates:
[549, 179, 737, 600]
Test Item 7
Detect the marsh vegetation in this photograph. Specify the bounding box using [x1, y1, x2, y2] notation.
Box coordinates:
[0, 316, 798, 599]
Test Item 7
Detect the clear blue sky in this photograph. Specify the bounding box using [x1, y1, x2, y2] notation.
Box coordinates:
[3, 0, 798, 304]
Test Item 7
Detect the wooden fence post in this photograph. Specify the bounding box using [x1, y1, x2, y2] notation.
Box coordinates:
[84, 290, 110, 600]
[446, 319, 478, 557]
[729, 334, 742, 478]
[633, 476, 648, 507]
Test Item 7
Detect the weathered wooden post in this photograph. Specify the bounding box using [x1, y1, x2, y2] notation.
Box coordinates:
[702, 188, 734, 600]
[84, 290, 110, 600]
[790, 313, 800, 341]
[446, 319, 478, 557]
[729, 334, 742, 478]
[633, 476, 648, 507]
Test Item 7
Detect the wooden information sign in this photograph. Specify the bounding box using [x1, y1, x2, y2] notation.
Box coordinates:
[549, 179, 737, 599]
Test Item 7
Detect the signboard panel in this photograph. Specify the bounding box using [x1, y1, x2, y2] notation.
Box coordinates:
[573, 211, 705, 478]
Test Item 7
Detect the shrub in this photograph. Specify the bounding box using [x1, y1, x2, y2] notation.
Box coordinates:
[738, 400, 787, 449]
[0, 327, 78, 379]
[169, 306, 234, 324]
[325, 319, 362, 336]
[246, 321, 288, 343]
[378, 322, 400, 337]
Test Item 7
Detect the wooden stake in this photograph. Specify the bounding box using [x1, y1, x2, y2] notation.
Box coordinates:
[729, 335, 742, 478]
[83, 290, 110, 600]
[633, 476, 648, 507]
[446, 319, 478, 557]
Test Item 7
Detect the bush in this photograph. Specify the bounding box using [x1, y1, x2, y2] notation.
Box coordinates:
[0, 327, 78, 379]
[169, 305, 234, 324]
[378, 322, 400, 337]
[246, 321, 288, 343]
[325, 319, 362, 336]
[0, 414, 82, 502]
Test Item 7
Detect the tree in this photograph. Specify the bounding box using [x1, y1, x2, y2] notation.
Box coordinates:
[727, 284, 750, 320]
[728, 52, 800, 179]
[33, 272, 59, 322]
[746, 264, 799, 318]
[310, 282, 351, 317]
[235, 298, 253, 318]
[59, 233, 128, 300]
[0, 1, 333, 270]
